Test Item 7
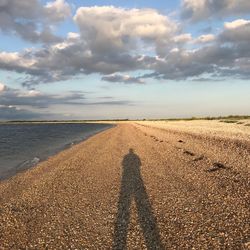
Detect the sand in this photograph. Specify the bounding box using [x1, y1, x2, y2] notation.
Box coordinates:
[0, 121, 249, 249]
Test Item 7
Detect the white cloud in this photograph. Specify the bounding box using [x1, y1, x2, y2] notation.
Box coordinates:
[194, 34, 215, 43]
[224, 19, 250, 29]
[173, 33, 192, 43]
[0, 83, 6, 92]
[0, 51, 36, 72]
[67, 32, 80, 40]
[170, 48, 180, 53]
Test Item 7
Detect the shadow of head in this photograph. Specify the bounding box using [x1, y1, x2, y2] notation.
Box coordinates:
[122, 148, 141, 170]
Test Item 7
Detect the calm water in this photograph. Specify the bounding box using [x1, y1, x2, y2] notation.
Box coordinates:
[0, 123, 112, 180]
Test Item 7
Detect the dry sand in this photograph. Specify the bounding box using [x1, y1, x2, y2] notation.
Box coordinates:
[0, 121, 249, 249]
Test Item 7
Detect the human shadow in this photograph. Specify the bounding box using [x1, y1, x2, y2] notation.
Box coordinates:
[113, 149, 163, 249]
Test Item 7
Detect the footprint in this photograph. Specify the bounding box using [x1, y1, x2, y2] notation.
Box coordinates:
[193, 155, 204, 161]
[183, 150, 195, 156]
[206, 162, 227, 172]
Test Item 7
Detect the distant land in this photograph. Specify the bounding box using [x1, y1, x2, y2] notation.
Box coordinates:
[1, 115, 250, 124]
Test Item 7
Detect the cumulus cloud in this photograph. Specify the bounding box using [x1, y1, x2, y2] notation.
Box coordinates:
[45, 0, 71, 22]
[219, 19, 250, 44]
[0, 6, 179, 85]
[181, 0, 250, 21]
[0, 4, 250, 85]
[0, 0, 71, 43]
[74, 6, 178, 55]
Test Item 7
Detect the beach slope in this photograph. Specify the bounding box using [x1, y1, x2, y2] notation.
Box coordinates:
[0, 122, 249, 249]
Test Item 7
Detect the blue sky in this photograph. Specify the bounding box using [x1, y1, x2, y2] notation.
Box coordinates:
[0, 0, 250, 120]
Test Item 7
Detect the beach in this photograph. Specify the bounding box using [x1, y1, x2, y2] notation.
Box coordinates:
[0, 121, 249, 249]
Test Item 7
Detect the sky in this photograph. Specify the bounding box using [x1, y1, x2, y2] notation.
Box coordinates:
[0, 0, 250, 120]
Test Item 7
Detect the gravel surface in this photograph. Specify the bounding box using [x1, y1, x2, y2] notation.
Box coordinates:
[0, 123, 249, 249]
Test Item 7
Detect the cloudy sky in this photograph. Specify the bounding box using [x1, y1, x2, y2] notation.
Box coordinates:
[0, 0, 250, 120]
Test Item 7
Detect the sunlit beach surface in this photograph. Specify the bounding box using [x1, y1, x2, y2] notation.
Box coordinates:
[0, 119, 249, 249]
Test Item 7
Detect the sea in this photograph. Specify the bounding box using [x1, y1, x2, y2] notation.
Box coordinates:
[0, 123, 112, 181]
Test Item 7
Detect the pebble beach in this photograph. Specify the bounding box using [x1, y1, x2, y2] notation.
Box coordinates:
[0, 121, 249, 249]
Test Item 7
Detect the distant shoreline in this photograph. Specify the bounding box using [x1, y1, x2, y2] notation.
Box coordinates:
[0, 115, 249, 124]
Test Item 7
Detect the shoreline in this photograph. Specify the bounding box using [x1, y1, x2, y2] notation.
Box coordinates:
[0, 123, 114, 182]
[0, 122, 249, 249]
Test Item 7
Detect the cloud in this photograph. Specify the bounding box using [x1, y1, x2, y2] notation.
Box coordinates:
[0, 82, 6, 92]
[102, 74, 145, 84]
[0, 84, 87, 108]
[193, 34, 215, 43]
[181, 0, 250, 22]
[0, 6, 178, 86]
[0, 5, 250, 85]
[172, 33, 215, 45]
[224, 19, 250, 29]
[0, 105, 43, 120]
[173, 33, 192, 43]
[74, 6, 177, 52]
[45, 0, 71, 23]
[0, 83, 133, 119]
[219, 19, 250, 44]
[0, 0, 71, 43]
[0, 32, 144, 86]
[85, 100, 133, 106]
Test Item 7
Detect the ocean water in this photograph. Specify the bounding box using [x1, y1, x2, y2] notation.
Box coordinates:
[0, 123, 112, 181]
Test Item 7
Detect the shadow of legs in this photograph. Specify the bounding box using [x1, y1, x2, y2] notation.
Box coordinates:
[113, 182, 132, 249]
[135, 176, 163, 249]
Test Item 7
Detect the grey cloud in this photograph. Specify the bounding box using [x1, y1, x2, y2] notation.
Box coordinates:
[0, 0, 71, 43]
[139, 42, 246, 81]
[181, 0, 250, 22]
[0, 86, 86, 108]
[102, 74, 144, 84]
[190, 77, 225, 82]
[0, 105, 42, 120]
[85, 100, 134, 106]
[0, 38, 142, 86]
[219, 22, 250, 44]
[44, 0, 71, 23]
[1, 31, 250, 85]
[0, 84, 133, 112]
